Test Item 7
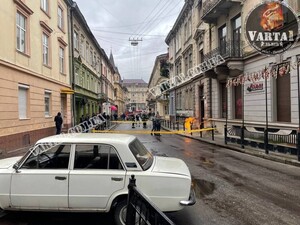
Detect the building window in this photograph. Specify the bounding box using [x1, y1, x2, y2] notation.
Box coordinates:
[232, 15, 241, 57]
[220, 83, 227, 118]
[87, 75, 90, 90]
[57, 6, 64, 30]
[45, 91, 51, 116]
[80, 71, 84, 86]
[16, 12, 27, 53]
[219, 25, 227, 55]
[74, 30, 79, 50]
[75, 67, 79, 85]
[80, 35, 85, 58]
[42, 33, 49, 65]
[59, 46, 65, 73]
[18, 84, 29, 119]
[40, 0, 49, 14]
[86, 42, 89, 61]
[90, 47, 93, 64]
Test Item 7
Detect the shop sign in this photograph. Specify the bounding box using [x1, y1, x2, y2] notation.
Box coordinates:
[246, 82, 264, 93]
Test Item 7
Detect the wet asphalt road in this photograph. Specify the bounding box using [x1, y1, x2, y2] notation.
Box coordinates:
[1, 122, 300, 225]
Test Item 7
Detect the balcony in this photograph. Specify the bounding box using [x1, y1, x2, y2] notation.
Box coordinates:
[98, 93, 107, 101]
[203, 40, 244, 78]
[204, 40, 243, 61]
[202, 0, 242, 23]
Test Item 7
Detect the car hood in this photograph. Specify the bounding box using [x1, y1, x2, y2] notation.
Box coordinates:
[152, 156, 190, 177]
[0, 156, 22, 169]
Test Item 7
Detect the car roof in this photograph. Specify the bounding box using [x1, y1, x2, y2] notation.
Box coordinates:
[36, 133, 136, 145]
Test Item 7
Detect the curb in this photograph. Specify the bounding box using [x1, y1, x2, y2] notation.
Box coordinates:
[163, 127, 300, 168]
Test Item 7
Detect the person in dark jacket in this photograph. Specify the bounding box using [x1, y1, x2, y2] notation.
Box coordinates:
[54, 112, 63, 134]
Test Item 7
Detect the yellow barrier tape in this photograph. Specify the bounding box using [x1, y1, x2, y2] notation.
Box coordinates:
[92, 127, 215, 134]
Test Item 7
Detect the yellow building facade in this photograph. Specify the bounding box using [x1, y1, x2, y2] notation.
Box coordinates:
[0, 0, 71, 156]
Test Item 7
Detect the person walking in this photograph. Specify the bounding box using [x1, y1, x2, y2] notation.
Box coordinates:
[54, 112, 63, 134]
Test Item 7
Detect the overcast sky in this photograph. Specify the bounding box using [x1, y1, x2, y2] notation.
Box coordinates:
[74, 0, 184, 83]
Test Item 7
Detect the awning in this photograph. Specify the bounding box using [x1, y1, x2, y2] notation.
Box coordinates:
[61, 88, 75, 94]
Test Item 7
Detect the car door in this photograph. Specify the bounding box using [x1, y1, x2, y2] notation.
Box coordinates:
[10, 144, 71, 209]
[69, 143, 126, 209]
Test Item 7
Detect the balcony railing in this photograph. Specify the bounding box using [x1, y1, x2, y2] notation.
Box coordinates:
[202, 0, 242, 23]
[203, 40, 244, 62]
[203, 0, 222, 16]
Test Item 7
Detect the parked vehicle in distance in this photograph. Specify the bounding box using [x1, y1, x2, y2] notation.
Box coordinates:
[0, 133, 195, 225]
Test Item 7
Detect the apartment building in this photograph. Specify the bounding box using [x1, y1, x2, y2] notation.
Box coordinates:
[110, 51, 126, 115]
[122, 79, 148, 113]
[147, 53, 169, 117]
[0, 0, 72, 154]
[201, 0, 300, 135]
[165, 0, 210, 125]
[71, 3, 107, 123]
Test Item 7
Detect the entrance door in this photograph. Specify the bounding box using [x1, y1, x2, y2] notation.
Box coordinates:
[199, 86, 205, 128]
[276, 67, 291, 122]
[61, 95, 66, 128]
[234, 85, 242, 119]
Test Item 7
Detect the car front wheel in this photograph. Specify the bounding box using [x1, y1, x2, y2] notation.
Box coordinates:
[114, 200, 127, 225]
[0, 208, 7, 218]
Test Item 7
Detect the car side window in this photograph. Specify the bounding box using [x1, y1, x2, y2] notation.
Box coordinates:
[74, 144, 123, 170]
[21, 144, 71, 169]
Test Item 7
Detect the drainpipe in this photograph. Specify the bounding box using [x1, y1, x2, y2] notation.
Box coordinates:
[209, 24, 214, 140]
[69, 2, 76, 126]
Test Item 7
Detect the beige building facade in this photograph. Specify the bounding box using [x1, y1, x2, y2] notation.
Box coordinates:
[147, 53, 169, 118]
[122, 79, 148, 113]
[0, 0, 72, 155]
[201, 0, 300, 135]
[166, 0, 210, 126]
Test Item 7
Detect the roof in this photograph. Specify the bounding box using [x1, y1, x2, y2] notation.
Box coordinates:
[36, 133, 136, 145]
[122, 79, 148, 86]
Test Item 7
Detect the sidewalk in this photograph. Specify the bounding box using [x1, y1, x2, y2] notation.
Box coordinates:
[162, 125, 300, 167]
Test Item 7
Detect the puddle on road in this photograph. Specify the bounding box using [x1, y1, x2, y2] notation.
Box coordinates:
[193, 178, 215, 198]
[198, 156, 215, 168]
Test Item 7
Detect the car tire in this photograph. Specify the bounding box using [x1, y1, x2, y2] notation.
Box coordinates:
[114, 200, 145, 225]
[113, 200, 127, 225]
[0, 208, 7, 218]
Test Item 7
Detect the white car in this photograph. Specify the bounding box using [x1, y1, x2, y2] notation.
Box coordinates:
[0, 133, 195, 225]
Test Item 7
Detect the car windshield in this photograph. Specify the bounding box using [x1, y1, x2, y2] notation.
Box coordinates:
[129, 138, 153, 170]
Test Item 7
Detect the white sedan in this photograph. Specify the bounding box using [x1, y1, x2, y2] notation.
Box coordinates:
[0, 133, 195, 225]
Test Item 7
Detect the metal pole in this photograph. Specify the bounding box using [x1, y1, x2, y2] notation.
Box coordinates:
[126, 175, 136, 225]
[225, 84, 228, 144]
[264, 67, 269, 154]
[297, 57, 300, 161]
[241, 84, 245, 149]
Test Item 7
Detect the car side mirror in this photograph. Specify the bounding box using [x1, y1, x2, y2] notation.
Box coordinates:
[13, 163, 20, 173]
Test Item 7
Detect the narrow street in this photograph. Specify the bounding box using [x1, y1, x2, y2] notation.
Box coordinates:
[1, 123, 300, 225]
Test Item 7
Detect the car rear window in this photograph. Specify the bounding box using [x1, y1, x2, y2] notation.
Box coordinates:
[129, 138, 153, 170]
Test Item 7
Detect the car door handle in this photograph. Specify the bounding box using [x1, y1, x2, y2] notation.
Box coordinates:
[111, 177, 123, 181]
[55, 176, 67, 181]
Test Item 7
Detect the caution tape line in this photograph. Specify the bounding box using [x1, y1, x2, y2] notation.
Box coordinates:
[92, 128, 215, 134]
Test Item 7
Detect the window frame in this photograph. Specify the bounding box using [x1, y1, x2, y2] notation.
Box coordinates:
[57, 5, 64, 31]
[18, 84, 29, 120]
[15, 0, 33, 56]
[74, 30, 79, 51]
[59, 46, 65, 74]
[16, 11, 27, 54]
[44, 90, 52, 117]
[42, 32, 50, 66]
[40, 0, 49, 15]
